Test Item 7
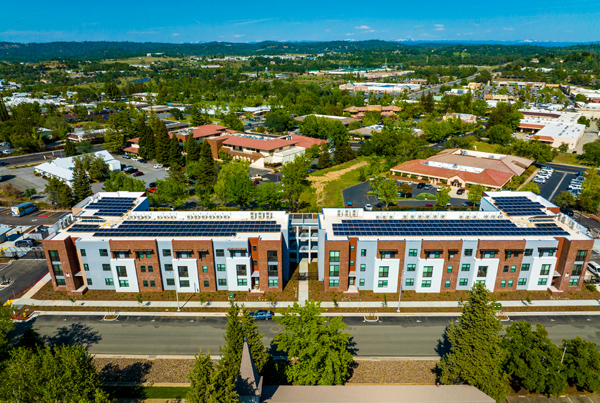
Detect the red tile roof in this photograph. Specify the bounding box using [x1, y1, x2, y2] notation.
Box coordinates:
[128, 137, 140, 144]
[519, 123, 545, 130]
[192, 125, 228, 139]
[222, 135, 298, 151]
[287, 134, 328, 149]
[122, 147, 139, 154]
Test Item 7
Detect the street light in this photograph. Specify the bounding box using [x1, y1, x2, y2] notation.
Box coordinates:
[397, 287, 402, 312]
[176, 288, 181, 312]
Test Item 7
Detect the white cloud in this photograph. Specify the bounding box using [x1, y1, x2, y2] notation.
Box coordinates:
[172, 33, 179, 36]
[324, 29, 331, 32]
[346, 33, 355, 36]
[414, 25, 422, 28]
[234, 34, 245, 37]
[503, 27, 515, 31]
[434, 24, 445, 31]
[355, 25, 370, 29]
[473, 23, 480, 27]
[232, 18, 271, 26]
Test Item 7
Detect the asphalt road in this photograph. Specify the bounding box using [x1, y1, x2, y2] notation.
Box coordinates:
[0, 259, 48, 302]
[0, 144, 104, 166]
[24, 314, 600, 357]
[409, 73, 479, 99]
[0, 209, 69, 225]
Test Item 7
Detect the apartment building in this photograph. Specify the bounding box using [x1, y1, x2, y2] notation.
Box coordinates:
[318, 191, 593, 295]
[43, 192, 289, 295]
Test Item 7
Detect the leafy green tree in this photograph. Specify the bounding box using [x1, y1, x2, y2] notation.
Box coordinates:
[317, 143, 331, 169]
[76, 141, 94, 154]
[521, 182, 540, 194]
[190, 105, 211, 127]
[377, 178, 398, 209]
[44, 178, 74, 208]
[561, 337, 600, 392]
[255, 181, 283, 210]
[153, 119, 171, 164]
[168, 134, 184, 167]
[72, 158, 92, 202]
[186, 349, 214, 403]
[437, 283, 509, 402]
[265, 110, 294, 133]
[63, 139, 77, 157]
[170, 108, 184, 120]
[502, 321, 566, 395]
[213, 302, 244, 389]
[553, 191, 577, 209]
[136, 115, 155, 161]
[274, 300, 353, 385]
[581, 139, 600, 166]
[472, 99, 488, 117]
[195, 140, 217, 191]
[333, 139, 355, 165]
[281, 155, 310, 211]
[214, 160, 254, 207]
[104, 81, 120, 99]
[476, 69, 492, 84]
[186, 136, 201, 164]
[436, 186, 451, 206]
[0, 304, 14, 361]
[24, 188, 36, 199]
[487, 124, 512, 145]
[151, 174, 189, 207]
[74, 154, 110, 181]
[398, 183, 412, 195]
[104, 171, 146, 192]
[0, 96, 9, 122]
[467, 184, 484, 205]
[487, 102, 523, 131]
[103, 128, 125, 152]
[222, 112, 244, 132]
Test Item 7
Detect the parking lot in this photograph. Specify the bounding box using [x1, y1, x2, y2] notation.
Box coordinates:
[92, 155, 171, 193]
[0, 259, 48, 302]
[537, 164, 583, 202]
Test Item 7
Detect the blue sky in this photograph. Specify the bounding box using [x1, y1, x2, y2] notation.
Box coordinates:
[1, 0, 599, 43]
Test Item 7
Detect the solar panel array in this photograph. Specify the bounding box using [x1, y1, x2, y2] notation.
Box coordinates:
[493, 196, 546, 216]
[68, 220, 281, 237]
[332, 219, 569, 237]
[86, 197, 137, 217]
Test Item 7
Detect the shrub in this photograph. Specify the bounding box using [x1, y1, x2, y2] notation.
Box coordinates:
[410, 174, 418, 179]
[585, 284, 597, 292]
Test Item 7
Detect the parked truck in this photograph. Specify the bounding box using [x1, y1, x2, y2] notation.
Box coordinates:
[11, 202, 38, 217]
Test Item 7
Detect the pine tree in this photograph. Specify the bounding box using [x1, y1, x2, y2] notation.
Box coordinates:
[186, 135, 201, 164]
[64, 139, 77, 157]
[186, 349, 214, 403]
[136, 115, 155, 160]
[437, 282, 509, 402]
[241, 307, 270, 374]
[72, 158, 92, 202]
[0, 96, 9, 122]
[154, 119, 171, 164]
[333, 139, 354, 165]
[191, 106, 208, 127]
[215, 302, 244, 383]
[317, 143, 331, 169]
[197, 140, 216, 191]
[168, 134, 184, 167]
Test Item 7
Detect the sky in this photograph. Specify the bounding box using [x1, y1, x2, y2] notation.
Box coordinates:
[1, 0, 599, 44]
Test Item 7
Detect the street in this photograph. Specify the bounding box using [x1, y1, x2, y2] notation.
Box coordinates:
[0, 144, 104, 166]
[23, 313, 600, 357]
[0, 260, 48, 302]
[409, 73, 479, 100]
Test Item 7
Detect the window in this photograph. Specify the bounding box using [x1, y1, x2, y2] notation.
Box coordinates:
[538, 278, 548, 286]
[99, 249, 108, 257]
[178, 266, 189, 277]
[378, 280, 388, 288]
[500, 280, 506, 287]
[405, 278, 414, 286]
[116, 266, 127, 277]
[114, 251, 130, 259]
[350, 260, 354, 266]
[150, 280, 155, 287]
[477, 266, 488, 277]
[422, 266, 433, 278]
[329, 279, 339, 287]
[203, 280, 209, 288]
[464, 249, 473, 257]
[252, 245, 257, 252]
[238, 279, 248, 286]
[540, 264, 551, 276]
[105, 278, 114, 286]
[164, 264, 173, 271]
[198, 251, 208, 259]
[407, 264, 416, 272]
[162, 249, 172, 257]
[268, 265, 278, 276]
[217, 264, 225, 272]
[505, 251, 513, 258]
[216, 249, 224, 257]
[236, 265, 247, 276]
[510, 265, 516, 273]
[503, 265, 509, 273]
[569, 278, 579, 286]
[447, 265, 453, 273]
[381, 251, 396, 259]
[408, 249, 417, 257]
[253, 260, 258, 267]
[421, 280, 431, 288]
[136, 251, 144, 259]
[148, 265, 153, 273]
[119, 280, 129, 287]
[80, 249, 86, 257]
[476, 280, 485, 285]
[507, 280, 514, 287]
[329, 265, 340, 277]
[143, 280, 148, 287]
[518, 278, 527, 286]
[83, 264, 89, 271]
[329, 250, 340, 262]
[48, 250, 59, 261]
[202, 265, 208, 273]
[449, 251, 456, 259]
[426, 251, 441, 258]
[140, 265, 146, 273]
[576, 250, 587, 261]
[482, 251, 495, 258]
[572, 264, 583, 276]
[86, 278, 93, 285]
[361, 249, 366, 256]
[360, 264, 366, 271]
[459, 279, 468, 286]
[461, 264, 470, 272]
[359, 279, 365, 287]
[176, 251, 192, 259]
[379, 266, 389, 278]
[445, 280, 451, 288]
[350, 245, 355, 252]
[267, 250, 278, 262]
[166, 278, 175, 286]
[56, 279, 66, 286]
[524, 249, 533, 256]
[269, 279, 278, 287]
[180, 280, 190, 287]
[539, 248, 555, 257]
[521, 264, 530, 272]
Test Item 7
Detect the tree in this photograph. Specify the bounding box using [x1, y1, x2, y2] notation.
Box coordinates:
[103, 128, 125, 152]
[561, 337, 600, 392]
[153, 119, 171, 164]
[274, 300, 353, 385]
[151, 175, 189, 207]
[317, 143, 331, 169]
[195, 141, 217, 191]
[0, 96, 9, 122]
[187, 349, 214, 403]
[436, 186, 451, 206]
[577, 116, 590, 128]
[186, 135, 201, 164]
[521, 182, 540, 194]
[24, 188, 36, 199]
[104, 171, 146, 192]
[502, 321, 566, 395]
[553, 191, 577, 209]
[190, 105, 210, 127]
[168, 134, 184, 167]
[255, 181, 283, 209]
[222, 112, 244, 132]
[437, 283, 509, 402]
[487, 124, 512, 145]
[136, 115, 155, 161]
[104, 81, 120, 99]
[487, 102, 523, 131]
[472, 99, 488, 117]
[476, 69, 492, 84]
[377, 178, 398, 209]
[44, 178, 74, 208]
[398, 183, 412, 195]
[71, 158, 92, 202]
[281, 155, 310, 211]
[265, 110, 294, 133]
[74, 154, 110, 181]
[214, 160, 254, 208]
[581, 139, 600, 166]
[467, 184, 484, 205]
[170, 108, 184, 120]
[241, 307, 270, 374]
[333, 139, 355, 165]
[64, 139, 77, 157]
[0, 304, 14, 361]
[76, 141, 94, 154]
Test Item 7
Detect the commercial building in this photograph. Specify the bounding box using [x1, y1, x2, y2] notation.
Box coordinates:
[443, 113, 477, 124]
[390, 149, 534, 189]
[318, 191, 593, 295]
[339, 82, 421, 94]
[35, 151, 120, 187]
[294, 114, 357, 126]
[42, 192, 290, 295]
[518, 109, 586, 150]
[343, 105, 401, 119]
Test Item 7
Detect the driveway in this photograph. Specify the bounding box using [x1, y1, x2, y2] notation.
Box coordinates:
[0, 259, 48, 302]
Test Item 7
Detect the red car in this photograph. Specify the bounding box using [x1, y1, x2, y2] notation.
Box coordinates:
[132, 171, 144, 177]
[148, 187, 157, 193]
[426, 204, 433, 207]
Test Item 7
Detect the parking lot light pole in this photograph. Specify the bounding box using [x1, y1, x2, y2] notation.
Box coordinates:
[397, 288, 402, 312]
[176, 288, 181, 312]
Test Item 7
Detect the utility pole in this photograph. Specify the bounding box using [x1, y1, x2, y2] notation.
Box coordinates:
[176, 288, 181, 312]
[396, 286, 402, 312]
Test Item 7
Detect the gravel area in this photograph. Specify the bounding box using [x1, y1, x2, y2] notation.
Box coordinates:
[93, 358, 438, 385]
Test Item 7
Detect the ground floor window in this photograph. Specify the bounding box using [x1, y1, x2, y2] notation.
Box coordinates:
[459, 279, 468, 286]
[421, 280, 431, 288]
[569, 278, 579, 286]
[166, 278, 175, 286]
[118, 280, 129, 287]
[538, 278, 547, 286]
[56, 278, 66, 286]
[238, 279, 248, 286]
[378, 280, 388, 288]
[269, 279, 278, 287]
[329, 279, 339, 287]
[218, 279, 227, 287]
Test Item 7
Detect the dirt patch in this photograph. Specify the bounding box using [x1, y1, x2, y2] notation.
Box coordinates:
[309, 160, 367, 205]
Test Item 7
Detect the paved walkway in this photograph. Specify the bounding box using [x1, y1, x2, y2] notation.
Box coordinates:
[298, 258, 309, 304]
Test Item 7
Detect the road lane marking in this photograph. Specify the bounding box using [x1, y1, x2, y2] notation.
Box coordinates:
[548, 172, 567, 201]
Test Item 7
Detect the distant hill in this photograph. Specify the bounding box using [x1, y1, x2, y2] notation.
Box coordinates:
[0, 40, 597, 62]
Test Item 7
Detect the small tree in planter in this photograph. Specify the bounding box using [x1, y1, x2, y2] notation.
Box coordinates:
[68, 297, 77, 306]
[136, 293, 144, 307]
[382, 294, 388, 308]
[332, 294, 339, 308]
[199, 294, 207, 308]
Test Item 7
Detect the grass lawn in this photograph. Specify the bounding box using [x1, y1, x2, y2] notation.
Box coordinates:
[104, 386, 189, 399]
[310, 156, 367, 177]
[552, 153, 589, 167]
[471, 141, 499, 153]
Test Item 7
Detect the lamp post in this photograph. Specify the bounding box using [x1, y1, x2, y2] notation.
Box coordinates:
[397, 286, 402, 313]
[176, 288, 181, 312]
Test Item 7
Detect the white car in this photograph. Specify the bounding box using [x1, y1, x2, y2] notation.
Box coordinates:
[154, 164, 164, 169]
[532, 177, 546, 184]
[365, 204, 373, 211]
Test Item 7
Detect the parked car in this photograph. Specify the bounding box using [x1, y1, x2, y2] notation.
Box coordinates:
[122, 154, 131, 159]
[126, 168, 138, 174]
[149, 182, 156, 188]
[417, 183, 425, 189]
[154, 164, 164, 169]
[346, 202, 353, 207]
[425, 203, 433, 207]
[560, 208, 574, 216]
[532, 177, 546, 184]
[424, 184, 432, 190]
[0, 161, 9, 167]
[456, 189, 465, 195]
[148, 187, 157, 193]
[3, 150, 11, 155]
[133, 171, 144, 177]
[131, 155, 138, 160]
[138, 159, 146, 163]
[365, 204, 373, 211]
[248, 310, 274, 320]
[462, 200, 475, 207]
[588, 261, 600, 277]
[15, 239, 36, 248]
[406, 181, 413, 185]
